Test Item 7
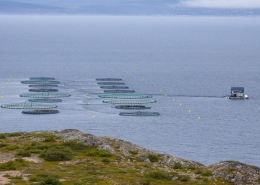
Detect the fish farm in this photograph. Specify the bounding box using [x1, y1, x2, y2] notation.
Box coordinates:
[29, 84, 58, 87]
[102, 99, 156, 104]
[29, 77, 55, 81]
[115, 105, 151, 110]
[96, 78, 122, 81]
[97, 82, 125, 85]
[98, 93, 149, 99]
[103, 90, 135, 93]
[27, 99, 62, 103]
[29, 89, 58, 92]
[119, 111, 160, 116]
[100, 86, 129, 89]
[20, 93, 71, 98]
[1, 103, 57, 109]
[22, 110, 59, 114]
[21, 80, 60, 84]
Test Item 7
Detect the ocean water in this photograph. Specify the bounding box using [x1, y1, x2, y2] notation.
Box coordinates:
[0, 15, 260, 167]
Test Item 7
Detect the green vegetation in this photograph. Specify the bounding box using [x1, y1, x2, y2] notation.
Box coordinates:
[29, 173, 61, 185]
[101, 159, 110, 163]
[129, 150, 138, 155]
[17, 150, 31, 157]
[63, 140, 85, 150]
[0, 134, 6, 139]
[40, 148, 73, 161]
[201, 170, 214, 176]
[6, 144, 19, 150]
[87, 148, 112, 157]
[6, 132, 22, 137]
[173, 162, 182, 169]
[147, 154, 159, 162]
[146, 171, 171, 180]
[0, 161, 16, 170]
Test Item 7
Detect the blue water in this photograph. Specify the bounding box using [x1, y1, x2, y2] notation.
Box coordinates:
[0, 16, 260, 167]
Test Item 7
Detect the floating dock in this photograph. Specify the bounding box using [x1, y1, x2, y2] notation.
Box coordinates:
[29, 77, 55, 81]
[1, 103, 57, 109]
[97, 82, 125, 85]
[99, 93, 148, 99]
[96, 78, 122, 81]
[104, 90, 135, 93]
[119, 111, 160, 116]
[102, 99, 156, 104]
[20, 93, 71, 98]
[29, 89, 58, 92]
[21, 80, 60, 84]
[115, 105, 151, 110]
[22, 110, 59, 114]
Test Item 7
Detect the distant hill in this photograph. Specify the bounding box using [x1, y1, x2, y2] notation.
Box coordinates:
[0, 0, 260, 16]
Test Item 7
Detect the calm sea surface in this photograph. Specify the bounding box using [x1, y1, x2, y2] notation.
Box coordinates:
[0, 16, 260, 166]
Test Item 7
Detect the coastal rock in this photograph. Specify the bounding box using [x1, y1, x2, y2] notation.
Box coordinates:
[208, 161, 260, 185]
[162, 154, 204, 168]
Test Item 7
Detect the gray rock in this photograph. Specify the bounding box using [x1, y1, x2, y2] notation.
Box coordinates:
[162, 154, 204, 168]
[172, 177, 178, 181]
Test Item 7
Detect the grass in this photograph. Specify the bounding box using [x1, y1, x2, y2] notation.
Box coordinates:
[0, 161, 16, 171]
[147, 154, 159, 162]
[173, 162, 182, 169]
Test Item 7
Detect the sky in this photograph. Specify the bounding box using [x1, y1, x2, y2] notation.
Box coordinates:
[179, 0, 260, 9]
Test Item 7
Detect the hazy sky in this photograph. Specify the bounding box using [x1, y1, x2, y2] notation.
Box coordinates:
[180, 0, 260, 9]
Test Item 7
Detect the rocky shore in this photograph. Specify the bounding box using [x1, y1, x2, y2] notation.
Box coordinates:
[0, 129, 259, 185]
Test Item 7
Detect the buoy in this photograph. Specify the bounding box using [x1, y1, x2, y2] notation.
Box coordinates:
[2, 91, 4, 93]
[2, 87, 4, 89]
[198, 117, 201, 120]
[145, 82, 147, 83]
[142, 78, 144, 80]
[75, 77, 77, 78]
[179, 104, 182, 106]
[160, 89, 162, 91]
[88, 103, 90, 105]
[6, 83, 8, 85]
[8, 79, 10, 81]
[87, 92, 89, 94]
[87, 98, 89, 99]
[154, 85, 156, 87]
[165, 94, 167, 96]
[1, 96, 3, 98]
[189, 110, 191, 113]
[10, 76, 11, 78]
[92, 116, 95, 118]
[88, 109, 90, 111]
[159, 79, 161, 80]
[173, 99, 175, 101]
[83, 88, 84, 89]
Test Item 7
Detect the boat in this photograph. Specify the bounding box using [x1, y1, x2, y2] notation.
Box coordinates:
[29, 89, 58, 92]
[1, 103, 57, 109]
[20, 93, 71, 98]
[98, 93, 149, 99]
[104, 90, 135, 93]
[100, 86, 129, 89]
[102, 99, 156, 104]
[27, 99, 62, 103]
[21, 80, 60, 84]
[119, 111, 160, 116]
[97, 82, 125, 85]
[227, 87, 249, 99]
[96, 78, 122, 81]
[29, 77, 55, 81]
[115, 105, 151, 110]
[22, 110, 59, 114]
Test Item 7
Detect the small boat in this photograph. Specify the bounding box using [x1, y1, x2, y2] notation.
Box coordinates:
[21, 80, 60, 84]
[104, 90, 135, 93]
[115, 105, 151, 110]
[29, 89, 58, 92]
[97, 82, 125, 85]
[103, 99, 156, 104]
[119, 111, 160, 116]
[22, 110, 59, 114]
[96, 78, 122, 81]
[29, 84, 58, 87]
[29, 77, 55, 81]
[227, 87, 249, 99]
[99, 93, 149, 99]
[100, 86, 129, 89]
[27, 99, 62, 103]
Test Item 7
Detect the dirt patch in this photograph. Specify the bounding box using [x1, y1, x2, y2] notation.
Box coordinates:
[0, 152, 15, 164]
[0, 171, 30, 184]
[22, 154, 43, 163]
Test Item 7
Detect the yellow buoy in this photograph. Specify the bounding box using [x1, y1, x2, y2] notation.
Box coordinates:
[165, 94, 167, 96]
[154, 85, 156, 87]
[80, 84, 82, 86]
[75, 77, 77, 78]
[88, 109, 90, 111]
[179, 104, 182, 106]
[189, 110, 191, 113]
[8, 79, 10, 81]
[198, 117, 201, 120]
[145, 81, 147, 83]
[2, 91, 4, 93]
[142, 78, 144, 80]
[87, 98, 89, 99]
[10, 76, 11, 78]
[92, 116, 95, 118]
[6, 83, 8, 85]
[1, 96, 3, 98]
[83, 88, 84, 89]
[160, 89, 162, 91]
[87, 92, 89, 94]
[173, 99, 175, 101]
[2, 87, 4, 89]
[88, 103, 90, 105]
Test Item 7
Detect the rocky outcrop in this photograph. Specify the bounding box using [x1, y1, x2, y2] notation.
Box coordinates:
[208, 161, 260, 185]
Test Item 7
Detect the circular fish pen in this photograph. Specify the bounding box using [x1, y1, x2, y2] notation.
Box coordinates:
[22, 110, 59, 114]
[29, 84, 58, 87]
[21, 81, 60, 84]
[27, 99, 62, 103]
[29, 89, 58, 92]
[20, 93, 71, 98]
[100, 86, 129, 89]
[99, 94, 149, 99]
[1, 103, 57, 109]
[96, 78, 122, 81]
[115, 105, 151, 110]
[119, 111, 160, 116]
[104, 90, 135, 93]
[102, 99, 156, 104]
[29, 77, 55, 81]
[97, 82, 125, 85]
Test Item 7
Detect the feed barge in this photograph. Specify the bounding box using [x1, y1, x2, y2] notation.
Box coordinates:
[98, 93, 149, 99]
[29, 77, 55, 81]
[102, 99, 156, 104]
[104, 90, 135, 93]
[227, 87, 249, 99]
[119, 111, 160, 116]
[100, 86, 129, 89]
[96, 78, 122, 81]
[1, 103, 57, 109]
[21, 80, 60, 84]
[97, 82, 125, 85]
[20, 93, 71, 98]
[29, 89, 58, 92]
[22, 110, 59, 114]
[115, 105, 151, 110]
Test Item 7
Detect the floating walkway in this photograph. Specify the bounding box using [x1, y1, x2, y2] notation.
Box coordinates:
[21, 81, 60, 84]
[20, 93, 71, 98]
[29, 89, 58, 92]
[115, 105, 151, 110]
[96, 78, 122, 81]
[97, 82, 125, 85]
[27, 99, 62, 103]
[119, 111, 160, 116]
[29, 84, 58, 87]
[1, 103, 57, 109]
[104, 90, 135, 93]
[22, 110, 59, 114]
[29, 77, 55, 81]
[100, 86, 129, 89]
[99, 93, 148, 99]
[102, 99, 156, 104]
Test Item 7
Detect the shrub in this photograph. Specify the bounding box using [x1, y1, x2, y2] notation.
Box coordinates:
[178, 175, 190, 182]
[229, 168, 235, 172]
[73, 181, 85, 185]
[0, 143, 8, 147]
[146, 171, 171, 180]
[44, 135, 56, 142]
[63, 140, 85, 150]
[201, 170, 214, 176]
[101, 159, 110, 163]
[15, 158, 25, 163]
[7, 132, 22, 137]
[188, 166, 196, 170]
[0, 161, 16, 170]
[173, 162, 182, 169]
[40, 148, 73, 161]
[195, 170, 202, 174]
[29, 173, 61, 185]
[87, 149, 112, 157]
[6, 145, 19, 150]
[129, 150, 138, 155]
[147, 155, 159, 162]
[0, 134, 6, 139]
[140, 178, 151, 185]
[99, 151, 112, 157]
[17, 150, 31, 157]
